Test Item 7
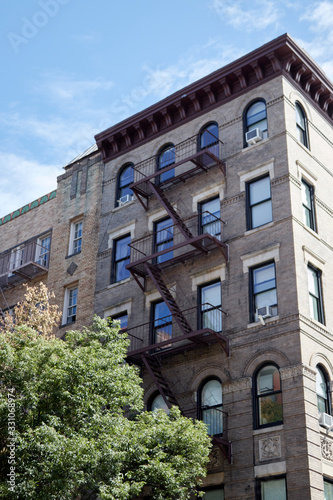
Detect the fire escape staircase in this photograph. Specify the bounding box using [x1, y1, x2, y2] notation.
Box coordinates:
[141, 354, 178, 409]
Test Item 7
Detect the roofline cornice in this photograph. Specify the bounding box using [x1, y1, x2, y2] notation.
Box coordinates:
[95, 33, 333, 163]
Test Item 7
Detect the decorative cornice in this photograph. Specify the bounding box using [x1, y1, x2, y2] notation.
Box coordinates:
[95, 34, 333, 163]
[0, 191, 56, 226]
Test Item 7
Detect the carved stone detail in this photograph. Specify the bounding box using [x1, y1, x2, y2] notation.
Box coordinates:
[259, 436, 281, 461]
[321, 437, 333, 462]
[222, 377, 252, 394]
[280, 364, 316, 381]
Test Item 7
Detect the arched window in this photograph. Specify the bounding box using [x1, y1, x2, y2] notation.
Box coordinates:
[295, 102, 309, 148]
[149, 393, 169, 414]
[199, 378, 223, 435]
[244, 99, 268, 145]
[157, 144, 175, 183]
[316, 365, 330, 414]
[116, 163, 134, 206]
[199, 122, 219, 152]
[254, 364, 282, 428]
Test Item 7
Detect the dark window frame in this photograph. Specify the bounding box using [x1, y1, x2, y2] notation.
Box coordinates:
[199, 485, 225, 499]
[255, 475, 287, 500]
[307, 264, 325, 325]
[150, 299, 172, 345]
[324, 477, 333, 499]
[198, 196, 221, 238]
[253, 362, 283, 430]
[108, 311, 128, 332]
[111, 234, 131, 284]
[243, 98, 268, 147]
[156, 143, 175, 184]
[153, 216, 174, 264]
[302, 179, 316, 232]
[197, 280, 222, 332]
[197, 376, 223, 437]
[115, 163, 134, 207]
[295, 101, 309, 149]
[198, 122, 219, 151]
[316, 364, 331, 415]
[246, 174, 273, 230]
[249, 261, 278, 323]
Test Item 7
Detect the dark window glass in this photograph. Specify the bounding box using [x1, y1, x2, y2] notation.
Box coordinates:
[302, 179, 316, 231]
[245, 100, 268, 140]
[200, 197, 221, 238]
[37, 235, 51, 267]
[256, 477, 287, 500]
[316, 365, 330, 414]
[109, 312, 128, 331]
[295, 102, 309, 148]
[255, 364, 283, 428]
[200, 281, 222, 332]
[324, 479, 333, 500]
[199, 123, 219, 150]
[67, 287, 78, 324]
[251, 263, 277, 322]
[117, 164, 134, 206]
[247, 175, 272, 229]
[308, 265, 324, 324]
[154, 218, 173, 264]
[199, 379, 223, 436]
[150, 393, 169, 414]
[152, 301, 172, 344]
[113, 235, 131, 282]
[203, 487, 224, 500]
[158, 144, 175, 183]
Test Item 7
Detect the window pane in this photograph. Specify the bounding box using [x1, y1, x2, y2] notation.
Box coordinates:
[151, 394, 169, 414]
[324, 480, 333, 500]
[309, 295, 319, 321]
[200, 124, 218, 149]
[153, 302, 172, 343]
[251, 200, 273, 228]
[159, 146, 175, 169]
[247, 101, 266, 126]
[254, 264, 275, 294]
[202, 380, 222, 406]
[258, 366, 280, 394]
[201, 198, 221, 236]
[259, 394, 283, 426]
[316, 367, 328, 400]
[115, 236, 131, 260]
[201, 282, 221, 308]
[261, 478, 286, 500]
[204, 488, 224, 500]
[120, 166, 134, 187]
[308, 267, 319, 297]
[250, 177, 271, 205]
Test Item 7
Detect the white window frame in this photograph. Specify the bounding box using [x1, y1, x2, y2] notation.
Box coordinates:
[68, 219, 83, 256]
[62, 285, 78, 325]
[36, 233, 51, 267]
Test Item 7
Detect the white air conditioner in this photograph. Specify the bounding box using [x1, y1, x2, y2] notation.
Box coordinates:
[256, 305, 273, 319]
[117, 194, 134, 205]
[246, 128, 263, 145]
[319, 412, 333, 429]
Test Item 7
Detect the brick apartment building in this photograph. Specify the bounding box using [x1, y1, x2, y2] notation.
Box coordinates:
[1, 33, 333, 499]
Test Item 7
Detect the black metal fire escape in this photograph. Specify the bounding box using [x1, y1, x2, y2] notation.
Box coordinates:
[125, 132, 232, 462]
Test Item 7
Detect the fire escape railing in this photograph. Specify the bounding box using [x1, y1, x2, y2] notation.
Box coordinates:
[130, 132, 225, 209]
[127, 212, 228, 281]
[0, 239, 50, 289]
[126, 303, 228, 358]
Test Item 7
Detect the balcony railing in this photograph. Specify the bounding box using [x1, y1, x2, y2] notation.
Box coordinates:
[126, 303, 228, 358]
[127, 212, 228, 277]
[0, 239, 50, 289]
[130, 132, 225, 203]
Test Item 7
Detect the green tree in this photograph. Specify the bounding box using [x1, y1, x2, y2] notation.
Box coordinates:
[0, 284, 211, 499]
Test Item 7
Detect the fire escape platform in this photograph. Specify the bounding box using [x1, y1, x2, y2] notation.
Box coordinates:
[0, 262, 49, 289]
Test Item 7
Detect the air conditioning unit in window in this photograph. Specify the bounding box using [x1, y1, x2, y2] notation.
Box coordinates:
[256, 305, 273, 319]
[246, 128, 263, 145]
[319, 412, 333, 429]
[117, 194, 134, 205]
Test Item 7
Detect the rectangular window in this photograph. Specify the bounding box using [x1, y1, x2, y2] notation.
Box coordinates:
[154, 218, 173, 264]
[199, 197, 221, 238]
[302, 179, 316, 231]
[36, 234, 51, 267]
[308, 265, 324, 324]
[63, 286, 78, 325]
[247, 175, 272, 230]
[251, 262, 277, 322]
[69, 220, 83, 255]
[324, 479, 333, 500]
[9, 246, 24, 276]
[152, 301, 172, 344]
[199, 281, 222, 332]
[108, 312, 128, 331]
[112, 234, 131, 283]
[256, 477, 287, 500]
[203, 487, 224, 499]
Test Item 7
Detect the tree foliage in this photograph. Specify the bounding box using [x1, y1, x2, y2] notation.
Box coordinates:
[0, 285, 211, 499]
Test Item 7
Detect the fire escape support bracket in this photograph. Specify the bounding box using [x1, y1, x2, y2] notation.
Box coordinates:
[129, 268, 146, 291]
[212, 331, 230, 357]
[212, 436, 232, 464]
[131, 185, 149, 211]
[141, 354, 177, 409]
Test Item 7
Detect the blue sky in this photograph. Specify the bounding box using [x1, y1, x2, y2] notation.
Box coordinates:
[1, 0, 333, 217]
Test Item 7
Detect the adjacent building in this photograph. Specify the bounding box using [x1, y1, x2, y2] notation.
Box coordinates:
[1, 33, 333, 499]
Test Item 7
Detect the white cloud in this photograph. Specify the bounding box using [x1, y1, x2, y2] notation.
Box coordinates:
[211, 0, 280, 32]
[0, 152, 61, 218]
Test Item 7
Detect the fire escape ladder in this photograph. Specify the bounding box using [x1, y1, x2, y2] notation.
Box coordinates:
[144, 262, 192, 335]
[149, 183, 194, 240]
[141, 354, 178, 409]
[212, 436, 233, 464]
